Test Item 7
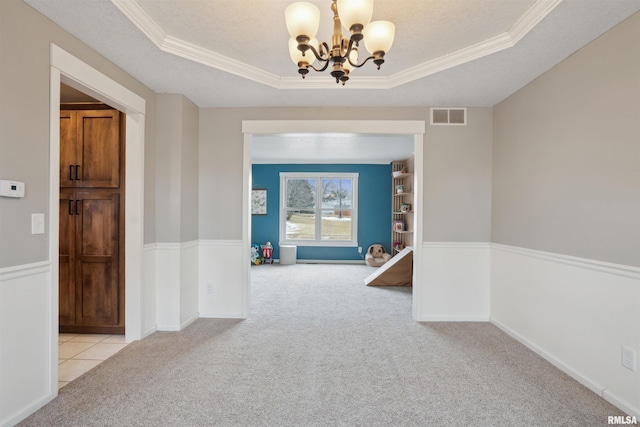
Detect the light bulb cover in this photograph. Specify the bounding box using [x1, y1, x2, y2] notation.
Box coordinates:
[363, 20, 395, 54]
[285, 2, 320, 38]
[336, 0, 373, 33]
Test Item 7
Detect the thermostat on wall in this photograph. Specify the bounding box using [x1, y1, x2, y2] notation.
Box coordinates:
[0, 180, 25, 198]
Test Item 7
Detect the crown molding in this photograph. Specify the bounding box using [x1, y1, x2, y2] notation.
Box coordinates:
[111, 0, 562, 90]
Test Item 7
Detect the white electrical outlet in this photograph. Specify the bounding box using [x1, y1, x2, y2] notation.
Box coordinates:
[622, 346, 636, 371]
[358, 247, 362, 254]
[207, 284, 213, 295]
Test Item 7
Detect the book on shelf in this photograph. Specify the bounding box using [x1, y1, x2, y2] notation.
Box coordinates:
[393, 220, 404, 232]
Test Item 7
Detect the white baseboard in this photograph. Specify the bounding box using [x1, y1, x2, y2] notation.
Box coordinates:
[143, 325, 157, 338]
[492, 317, 640, 418]
[421, 315, 490, 322]
[491, 317, 605, 395]
[0, 393, 50, 427]
[180, 312, 199, 330]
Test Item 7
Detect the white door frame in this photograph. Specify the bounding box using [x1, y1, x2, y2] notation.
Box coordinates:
[242, 120, 425, 320]
[49, 45, 146, 396]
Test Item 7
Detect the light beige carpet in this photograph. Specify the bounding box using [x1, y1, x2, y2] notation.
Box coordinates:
[20, 264, 623, 426]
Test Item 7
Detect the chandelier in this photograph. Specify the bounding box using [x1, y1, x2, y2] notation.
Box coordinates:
[285, 0, 395, 85]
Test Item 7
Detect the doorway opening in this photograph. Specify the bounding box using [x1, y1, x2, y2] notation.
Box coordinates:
[242, 121, 425, 320]
[49, 44, 146, 397]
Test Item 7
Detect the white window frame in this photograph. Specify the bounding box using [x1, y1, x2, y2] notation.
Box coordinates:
[279, 172, 358, 247]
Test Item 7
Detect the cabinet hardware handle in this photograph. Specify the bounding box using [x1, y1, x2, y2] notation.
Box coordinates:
[69, 165, 74, 180]
[75, 200, 80, 215]
[75, 165, 80, 181]
[68, 200, 73, 215]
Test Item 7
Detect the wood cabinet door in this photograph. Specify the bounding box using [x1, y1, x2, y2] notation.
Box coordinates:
[74, 191, 122, 328]
[76, 110, 121, 188]
[60, 110, 121, 188]
[60, 111, 77, 188]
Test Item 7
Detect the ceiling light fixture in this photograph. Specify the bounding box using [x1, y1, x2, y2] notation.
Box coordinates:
[285, 0, 395, 85]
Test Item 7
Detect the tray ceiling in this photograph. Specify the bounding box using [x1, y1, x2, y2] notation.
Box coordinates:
[24, 0, 640, 108]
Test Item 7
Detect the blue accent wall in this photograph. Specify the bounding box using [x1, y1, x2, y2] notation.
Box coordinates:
[252, 164, 391, 260]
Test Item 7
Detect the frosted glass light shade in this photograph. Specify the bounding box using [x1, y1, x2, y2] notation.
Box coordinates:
[363, 20, 395, 53]
[288, 37, 319, 65]
[285, 2, 320, 38]
[336, 0, 373, 31]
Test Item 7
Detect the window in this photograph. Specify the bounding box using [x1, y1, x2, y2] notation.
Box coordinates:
[280, 172, 358, 246]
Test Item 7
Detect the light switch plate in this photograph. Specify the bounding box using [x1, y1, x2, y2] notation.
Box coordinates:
[31, 213, 45, 235]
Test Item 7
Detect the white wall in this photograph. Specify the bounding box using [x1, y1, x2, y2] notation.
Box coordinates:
[491, 12, 640, 416]
[419, 243, 490, 321]
[199, 240, 245, 318]
[0, 264, 51, 426]
[491, 245, 640, 416]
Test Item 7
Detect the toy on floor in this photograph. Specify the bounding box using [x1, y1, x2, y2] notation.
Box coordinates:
[365, 243, 391, 267]
[250, 244, 262, 265]
[261, 242, 273, 264]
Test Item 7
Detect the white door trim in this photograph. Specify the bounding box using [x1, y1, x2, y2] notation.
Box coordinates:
[242, 120, 425, 320]
[49, 45, 146, 397]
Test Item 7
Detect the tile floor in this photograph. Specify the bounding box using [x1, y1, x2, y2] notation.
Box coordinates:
[58, 333, 131, 389]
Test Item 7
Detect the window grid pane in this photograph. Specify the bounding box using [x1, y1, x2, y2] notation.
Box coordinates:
[321, 209, 352, 240]
[280, 173, 357, 246]
[286, 211, 315, 240]
[286, 178, 316, 210]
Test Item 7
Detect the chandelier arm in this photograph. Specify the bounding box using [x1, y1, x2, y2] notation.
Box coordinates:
[305, 42, 331, 63]
[347, 54, 376, 68]
[308, 61, 331, 73]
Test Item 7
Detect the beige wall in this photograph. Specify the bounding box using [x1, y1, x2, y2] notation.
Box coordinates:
[0, 0, 158, 267]
[155, 94, 199, 243]
[198, 107, 493, 243]
[492, 12, 640, 267]
[180, 96, 200, 243]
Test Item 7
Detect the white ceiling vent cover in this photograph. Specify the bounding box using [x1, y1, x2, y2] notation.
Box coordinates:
[431, 108, 467, 125]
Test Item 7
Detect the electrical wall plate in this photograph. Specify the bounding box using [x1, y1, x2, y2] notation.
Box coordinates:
[0, 180, 25, 198]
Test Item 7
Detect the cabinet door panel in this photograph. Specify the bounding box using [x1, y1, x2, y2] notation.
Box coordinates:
[77, 110, 120, 188]
[60, 111, 76, 188]
[78, 196, 118, 257]
[74, 192, 120, 327]
[77, 261, 118, 325]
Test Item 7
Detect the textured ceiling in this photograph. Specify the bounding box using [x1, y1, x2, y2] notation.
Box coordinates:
[27, 0, 640, 164]
[24, 0, 640, 108]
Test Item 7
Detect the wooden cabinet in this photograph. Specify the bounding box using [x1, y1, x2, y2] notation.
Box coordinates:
[391, 158, 414, 255]
[60, 110, 121, 188]
[59, 109, 124, 334]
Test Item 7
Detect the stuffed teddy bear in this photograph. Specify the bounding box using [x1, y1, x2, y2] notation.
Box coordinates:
[365, 243, 391, 267]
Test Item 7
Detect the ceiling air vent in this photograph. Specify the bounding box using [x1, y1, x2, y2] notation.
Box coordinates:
[430, 108, 467, 125]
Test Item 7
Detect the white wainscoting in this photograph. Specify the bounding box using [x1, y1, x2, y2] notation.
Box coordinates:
[143, 244, 157, 337]
[180, 241, 200, 329]
[0, 262, 52, 427]
[491, 243, 640, 417]
[154, 241, 200, 331]
[418, 242, 491, 321]
[199, 240, 245, 318]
